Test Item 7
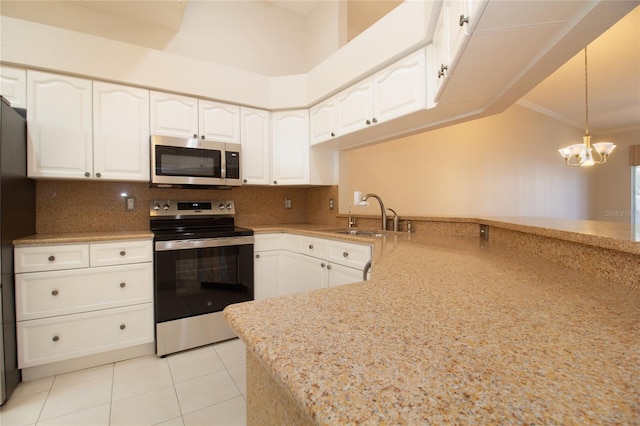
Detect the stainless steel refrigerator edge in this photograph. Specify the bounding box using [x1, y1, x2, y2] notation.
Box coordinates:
[0, 96, 35, 405]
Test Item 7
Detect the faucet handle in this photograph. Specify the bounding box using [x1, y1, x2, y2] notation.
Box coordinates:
[387, 208, 399, 232]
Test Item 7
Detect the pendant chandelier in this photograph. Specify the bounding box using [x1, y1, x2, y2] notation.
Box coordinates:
[558, 46, 616, 167]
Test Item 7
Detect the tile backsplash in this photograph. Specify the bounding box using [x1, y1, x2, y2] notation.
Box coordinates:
[36, 181, 339, 234]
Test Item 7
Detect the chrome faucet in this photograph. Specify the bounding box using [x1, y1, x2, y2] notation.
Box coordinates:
[387, 208, 399, 232]
[361, 193, 387, 231]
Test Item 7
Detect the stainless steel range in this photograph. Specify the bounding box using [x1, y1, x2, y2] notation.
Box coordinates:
[150, 200, 254, 356]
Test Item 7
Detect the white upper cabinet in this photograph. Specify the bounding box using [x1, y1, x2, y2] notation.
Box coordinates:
[27, 71, 93, 179]
[93, 82, 150, 181]
[150, 91, 240, 143]
[149, 91, 199, 138]
[240, 107, 271, 185]
[199, 100, 240, 144]
[336, 79, 374, 136]
[1, 66, 27, 108]
[372, 48, 427, 123]
[271, 110, 309, 185]
[432, 0, 487, 102]
[309, 96, 339, 145]
[311, 48, 427, 144]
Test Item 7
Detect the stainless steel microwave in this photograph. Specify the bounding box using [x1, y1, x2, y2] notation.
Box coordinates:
[150, 135, 241, 188]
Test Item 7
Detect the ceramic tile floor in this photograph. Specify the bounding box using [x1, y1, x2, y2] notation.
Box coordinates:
[0, 339, 247, 426]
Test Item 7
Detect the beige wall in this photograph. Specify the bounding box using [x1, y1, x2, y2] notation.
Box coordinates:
[590, 129, 640, 222]
[339, 104, 594, 219]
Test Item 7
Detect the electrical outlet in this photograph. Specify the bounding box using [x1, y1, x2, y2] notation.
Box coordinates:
[285, 198, 292, 209]
[126, 197, 135, 211]
[329, 198, 334, 210]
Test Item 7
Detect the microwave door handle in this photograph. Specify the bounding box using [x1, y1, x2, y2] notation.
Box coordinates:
[221, 147, 227, 180]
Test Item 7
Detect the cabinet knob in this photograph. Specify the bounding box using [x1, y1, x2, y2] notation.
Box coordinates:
[96, 172, 101, 178]
[193, 133, 198, 139]
[120, 251, 126, 256]
[52, 335, 60, 342]
[51, 289, 59, 296]
[330, 132, 335, 137]
[459, 14, 470, 26]
[365, 119, 371, 125]
[343, 251, 349, 258]
[321, 262, 326, 268]
[273, 180, 278, 184]
[243, 179, 248, 183]
[200, 135, 205, 140]
[438, 64, 448, 79]
[308, 244, 314, 250]
[120, 282, 126, 288]
[120, 324, 126, 330]
[48, 255, 56, 262]
[255, 254, 260, 259]
[85, 172, 90, 177]
[327, 264, 332, 270]
[372, 118, 378, 124]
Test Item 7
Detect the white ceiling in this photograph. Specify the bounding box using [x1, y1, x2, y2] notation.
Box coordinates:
[2, 1, 638, 135]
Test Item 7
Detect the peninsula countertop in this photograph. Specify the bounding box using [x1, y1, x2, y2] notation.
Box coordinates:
[224, 226, 640, 424]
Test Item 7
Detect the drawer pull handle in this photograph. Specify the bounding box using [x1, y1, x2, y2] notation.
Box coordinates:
[119, 251, 126, 256]
[52, 335, 60, 342]
[51, 289, 59, 296]
[120, 324, 126, 330]
[309, 244, 314, 250]
[343, 251, 349, 257]
[48, 255, 55, 262]
[120, 282, 126, 288]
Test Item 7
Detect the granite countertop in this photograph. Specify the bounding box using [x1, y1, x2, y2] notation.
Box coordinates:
[13, 230, 154, 245]
[224, 228, 640, 424]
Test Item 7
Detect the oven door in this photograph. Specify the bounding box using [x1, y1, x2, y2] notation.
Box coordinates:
[151, 135, 226, 186]
[154, 236, 254, 324]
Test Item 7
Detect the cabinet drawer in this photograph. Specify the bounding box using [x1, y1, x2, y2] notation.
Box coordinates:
[298, 236, 328, 258]
[328, 240, 372, 269]
[14, 244, 89, 273]
[90, 240, 152, 267]
[281, 233, 299, 252]
[16, 263, 153, 321]
[254, 233, 282, 251]
[18, 303, 154, 368]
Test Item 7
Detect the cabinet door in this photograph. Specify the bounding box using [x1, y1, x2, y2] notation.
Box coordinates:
[254, 250, 281, 300]
[298, 254, 327, 292]
[1, 65, 27, 108]
[280, 250, 299, 296]
[309, 97, 338, 145]
[93, 82, 150, 181]
[432, 3, 449, 102]
[149, 91, 198, 138]
[199, 100, 240, 143]
[373, 49, 427, 123]
[271, 110, 309, 185]
[240, 107, 271, 185]
[337, 78, 374, 136]
[328, 263, 364, 287]
[27, 71, 93, 179]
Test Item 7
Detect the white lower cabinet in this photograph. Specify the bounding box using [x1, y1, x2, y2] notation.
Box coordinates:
[14, 239, 154, 369]
[254, 233, 371, 299]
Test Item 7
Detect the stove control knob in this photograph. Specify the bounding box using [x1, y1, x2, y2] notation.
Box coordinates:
[226, 203, 233, 210]
[162, 203, 170, 211]
[218, 203, 225, 211]
[153, 204, 160, 211]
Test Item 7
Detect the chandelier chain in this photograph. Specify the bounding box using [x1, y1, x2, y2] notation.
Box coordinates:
[584, 46, 589, 136]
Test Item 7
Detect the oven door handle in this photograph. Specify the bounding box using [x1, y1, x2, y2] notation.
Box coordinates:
[155, 235, 255, 251]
